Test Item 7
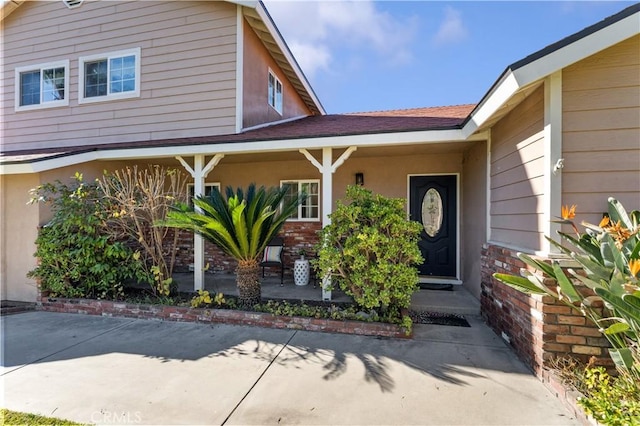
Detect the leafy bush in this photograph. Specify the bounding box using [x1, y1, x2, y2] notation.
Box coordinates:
[314, 186, 423, 312]
[494, 198, 640, 379]
[577, 366, 640, 425]
[28, 173, 148, 299]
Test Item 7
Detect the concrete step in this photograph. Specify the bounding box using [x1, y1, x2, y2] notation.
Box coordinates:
[410, 286, 480, 316]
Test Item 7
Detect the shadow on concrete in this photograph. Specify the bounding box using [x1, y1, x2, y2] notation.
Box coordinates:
[2, 310, 518, 393]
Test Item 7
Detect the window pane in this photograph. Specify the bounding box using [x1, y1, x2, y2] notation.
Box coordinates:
[110, 55, 135, 94]
[42, 67, 65, 102]
[20, 70, 40, 106]
[85, 60, 107, 97]
[281, 183, 298, 219]
[268, 73, 275, 107]
[275, 80, 283, 113]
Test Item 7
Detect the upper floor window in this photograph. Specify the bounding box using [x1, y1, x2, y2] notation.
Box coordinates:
[15, 60, 69, 111]
[281, 180, 320, 221]
[268, 69, 283, 114]
[78, 48, 140, 104]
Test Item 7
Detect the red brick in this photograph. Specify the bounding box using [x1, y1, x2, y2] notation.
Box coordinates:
[571, 326, 602, 337]
[542, 324, 571, 334]
[541, 305, 572, 314]
[542, 342, 571, 352]
[557, 315, 585, 325]
[555, 335, 586, 345]
[572, 345, 603, 355]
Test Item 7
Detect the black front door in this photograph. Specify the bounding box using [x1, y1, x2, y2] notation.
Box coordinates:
[409, 175, 457, 278]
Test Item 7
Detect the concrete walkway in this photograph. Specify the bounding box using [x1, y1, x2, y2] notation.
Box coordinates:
[1, 311, 579, 425]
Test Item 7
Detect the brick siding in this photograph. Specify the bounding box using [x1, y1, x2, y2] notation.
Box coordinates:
[480, 243, 613, 377]
[173, 221, 321, 275]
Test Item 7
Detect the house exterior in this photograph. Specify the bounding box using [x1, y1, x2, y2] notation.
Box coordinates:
[1, 1, 639, 374]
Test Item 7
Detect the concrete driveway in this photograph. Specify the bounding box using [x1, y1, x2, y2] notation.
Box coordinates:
[1, 311, 579, 425]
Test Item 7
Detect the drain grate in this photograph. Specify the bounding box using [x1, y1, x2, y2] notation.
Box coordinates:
[409, 310, 470, 327]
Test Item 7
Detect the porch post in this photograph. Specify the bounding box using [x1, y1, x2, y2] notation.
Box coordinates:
[300, 146, 357, 300]
[193, 156, 205, 291]
[176, 154, 224, 291]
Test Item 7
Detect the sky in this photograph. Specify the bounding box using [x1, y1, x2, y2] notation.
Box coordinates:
[263, 1, 637, 114]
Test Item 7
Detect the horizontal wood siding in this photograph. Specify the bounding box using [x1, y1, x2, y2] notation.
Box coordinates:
[562, 35, 640, 224]
[2, 1, 238, 152]
[490, 86, 545, 251]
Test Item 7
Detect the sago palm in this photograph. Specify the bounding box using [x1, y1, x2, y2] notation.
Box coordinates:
[163, 184, 304, 307]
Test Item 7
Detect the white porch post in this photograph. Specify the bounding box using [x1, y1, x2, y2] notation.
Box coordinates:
[300, 146, 357, 300]
[176, 154, 224, 291]
[544, 71, 563, 254]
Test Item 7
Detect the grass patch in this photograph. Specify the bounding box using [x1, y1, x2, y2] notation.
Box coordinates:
[1, 409, 85, 425]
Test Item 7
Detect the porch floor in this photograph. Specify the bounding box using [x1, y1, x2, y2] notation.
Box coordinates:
[171, 272, 352, 304]
[172, 272, 480, 315]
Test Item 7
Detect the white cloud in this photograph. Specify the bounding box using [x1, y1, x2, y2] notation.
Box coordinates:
[432, 6, 468, 47]
[263, 1, 417, 78]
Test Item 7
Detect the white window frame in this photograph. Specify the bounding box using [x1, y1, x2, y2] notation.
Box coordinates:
[268, 69, 283, 114]
[78, 47, 141, 104]
[14, 60, 70, 112]
[280, 179, 320, 222]
[186, 183, 221, 206]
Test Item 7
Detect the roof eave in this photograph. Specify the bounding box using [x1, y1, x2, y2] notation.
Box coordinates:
[0, 127, 484, 175]
[1, 0, 24, 20]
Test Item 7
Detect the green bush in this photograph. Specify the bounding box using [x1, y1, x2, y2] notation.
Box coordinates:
[577, 366, 640, 426]
[28, 173, 149, 299]
[314, 185, 423, 311]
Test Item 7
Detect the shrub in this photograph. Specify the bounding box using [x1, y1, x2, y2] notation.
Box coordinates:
[314, 185, 423, 311]
[28, 173, 148, 299]
[578, 366, 640, 425]
[98, 166, 189, 296]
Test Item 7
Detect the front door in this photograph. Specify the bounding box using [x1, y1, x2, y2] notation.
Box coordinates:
[409, 175, 457, 279]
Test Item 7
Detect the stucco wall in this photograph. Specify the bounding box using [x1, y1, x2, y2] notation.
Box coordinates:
[489, 86, 545, 251]
[1, 174, 40, 301]
[2, 0, 237, 152]
[462, 141, 487, 299]
[242, 19, 311, 129]
[562, 35, 640, 223]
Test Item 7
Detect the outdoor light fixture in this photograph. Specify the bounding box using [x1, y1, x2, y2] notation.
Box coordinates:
[355, 172, 364, 186]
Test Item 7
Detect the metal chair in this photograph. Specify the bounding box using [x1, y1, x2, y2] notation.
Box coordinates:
[260, 236, 285, 285]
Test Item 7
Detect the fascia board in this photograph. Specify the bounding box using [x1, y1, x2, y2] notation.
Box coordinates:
[462, 71, 519, 139]
[512, 12, 639, 86]
[0, 151, 98, 175]
[0, 128, 467, 175]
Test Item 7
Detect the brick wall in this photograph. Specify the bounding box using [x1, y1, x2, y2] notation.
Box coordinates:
[480, 243, 613, 377]
[173, 221, 322, 275]
[38, 297, 409, 338]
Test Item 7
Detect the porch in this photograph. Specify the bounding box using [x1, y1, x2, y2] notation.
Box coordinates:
[171, 272, 480, 315]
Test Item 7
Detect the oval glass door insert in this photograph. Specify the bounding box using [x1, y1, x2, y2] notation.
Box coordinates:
[422, 188, 443, 237]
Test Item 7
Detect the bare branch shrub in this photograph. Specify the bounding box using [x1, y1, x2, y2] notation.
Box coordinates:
[98, 165, 189, 296]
